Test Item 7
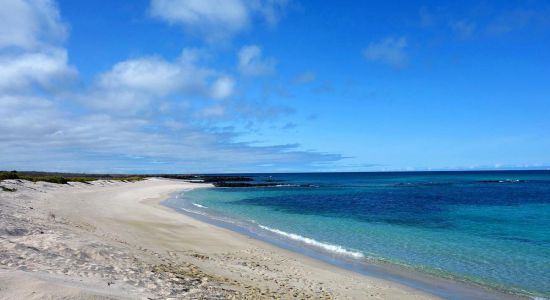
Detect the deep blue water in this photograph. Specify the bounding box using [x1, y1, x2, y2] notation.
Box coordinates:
[165, 171, 550, 298]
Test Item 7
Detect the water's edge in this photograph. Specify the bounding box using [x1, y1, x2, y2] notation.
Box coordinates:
[162, 190, 530, 300]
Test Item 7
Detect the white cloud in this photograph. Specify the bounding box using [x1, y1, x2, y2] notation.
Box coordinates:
[0, 48, 76, 93]
[0, 93, 342, 173]
[98, 57, 202, 96]
[363, 36, 408, 68]
[248, 0, 289, 28]
[0, 95, 62, 139]
[0, 0, 67, 49]
[149, 0, 289, 42]
[196, 105, 225, 118]
[0, 0, 344, 173]
[238, 45, 276, 76]
[150, 0, 248, 42]
[86, 50, 234, 114]
[211, 76, 235, 99]
[163, 119, 186, 130]
[0, 0, 75, 94]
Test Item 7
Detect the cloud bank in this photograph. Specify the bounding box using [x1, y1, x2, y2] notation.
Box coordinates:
[0, 0, 343, 173]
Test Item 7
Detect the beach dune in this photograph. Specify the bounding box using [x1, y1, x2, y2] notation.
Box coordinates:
[0, 178, 437, 299]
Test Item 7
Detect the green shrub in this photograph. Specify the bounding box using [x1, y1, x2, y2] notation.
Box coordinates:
[116, 176, 145, 182]
[24, 176, 68, 184]
[0, 171, 19, 181]
[68, 177, 97, 183]
[0, 172, 68, 184]
[0, 171, 146, 185]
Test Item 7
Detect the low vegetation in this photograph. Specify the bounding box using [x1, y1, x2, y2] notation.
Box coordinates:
[0, 171, 273, 188]
[120, 176, 145, 182]
[0, 171, 145, 185]
[1, 185, 17, 192]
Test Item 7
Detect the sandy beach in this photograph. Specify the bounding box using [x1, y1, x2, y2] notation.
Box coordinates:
[0, 177, 441, 299]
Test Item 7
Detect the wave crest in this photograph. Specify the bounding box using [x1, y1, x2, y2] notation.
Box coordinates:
[258, 225, 364, 259]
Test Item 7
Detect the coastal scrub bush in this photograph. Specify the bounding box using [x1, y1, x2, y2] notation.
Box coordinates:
[0, 171, 67, 184]
[31, 176, 68, 184]
[0, 171, 146, 184]
[68, 177, 97, 184]
[115, 176, 145, 182]
[0, 171, 19, 180]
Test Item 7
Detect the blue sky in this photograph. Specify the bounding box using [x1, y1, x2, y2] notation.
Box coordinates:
[1, 0, 549, 173]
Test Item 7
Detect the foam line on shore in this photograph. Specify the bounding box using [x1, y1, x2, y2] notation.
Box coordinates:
[257, 224, 365, 259]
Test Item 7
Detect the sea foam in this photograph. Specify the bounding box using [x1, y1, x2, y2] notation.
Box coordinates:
[180, 208, 209, 217]
[192, 203, 208, 209]
[258, 225, 364, 259]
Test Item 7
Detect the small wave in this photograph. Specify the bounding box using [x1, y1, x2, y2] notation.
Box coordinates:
[257, 225, 364, 259]
[499, 179, 523, 183]
[273, 184, 319, 188]
[396, 182, 453, 187]
[192, 203, 208, 209]
[180, 208, 210, 217]
[180, 208, 246, 228]
[478, 179, 525, 183]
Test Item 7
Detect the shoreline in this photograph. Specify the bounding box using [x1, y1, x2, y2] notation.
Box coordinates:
[163, 188, 529, 300]
[1, 178, 440, 299]
[145, 181, 446, 299]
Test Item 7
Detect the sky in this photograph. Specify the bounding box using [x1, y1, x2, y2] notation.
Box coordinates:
[1, 0, 549, 173]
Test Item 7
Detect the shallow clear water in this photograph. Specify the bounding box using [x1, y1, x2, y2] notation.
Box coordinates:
[166, 171, 550, 298]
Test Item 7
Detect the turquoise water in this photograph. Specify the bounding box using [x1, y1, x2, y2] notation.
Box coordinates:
[165, 171, 550, 298]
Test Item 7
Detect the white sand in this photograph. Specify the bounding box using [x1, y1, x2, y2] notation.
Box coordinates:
[0, 178, 439, 299]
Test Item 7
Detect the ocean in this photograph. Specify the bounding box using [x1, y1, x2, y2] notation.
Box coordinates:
[164, 171, 550, 298]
